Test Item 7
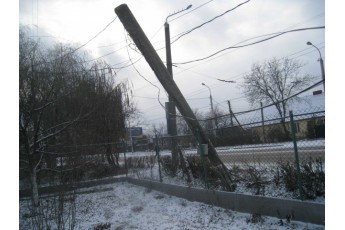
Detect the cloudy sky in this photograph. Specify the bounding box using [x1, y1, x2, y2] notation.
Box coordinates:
[18, 0, 326, 132]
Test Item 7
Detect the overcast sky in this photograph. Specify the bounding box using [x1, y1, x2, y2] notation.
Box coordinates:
[18, 0, 326, 132]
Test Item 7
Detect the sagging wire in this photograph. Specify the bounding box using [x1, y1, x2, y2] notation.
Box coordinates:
[173, 26, 325, 65]
[32, 16, 118, 68]
[206, 79, 325, 122]
[171, 0, 252, 45]
[123, 29, 200, 123]
[124, 29, 166, 110]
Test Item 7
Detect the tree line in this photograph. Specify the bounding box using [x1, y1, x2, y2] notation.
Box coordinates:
[19, 26, 135, 208]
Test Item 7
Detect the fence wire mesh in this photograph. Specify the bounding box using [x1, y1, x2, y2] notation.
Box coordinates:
[122, 99, 325, 201]
[20, 96, 325, 202]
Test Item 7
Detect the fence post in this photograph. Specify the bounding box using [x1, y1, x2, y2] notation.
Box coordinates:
[123, 140, 128, 177]
[155, 135, 163, 182]
[260, 102, 266, 143]
[289, 110, 303, 200]
[199, 143, 209, 189]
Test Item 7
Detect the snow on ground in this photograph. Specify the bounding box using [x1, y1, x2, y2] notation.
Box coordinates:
[126, 160, 325, 204]
[20, 182, 324, 230]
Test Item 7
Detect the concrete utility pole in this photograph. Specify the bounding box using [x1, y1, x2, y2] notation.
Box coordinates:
[227, 100, 234, 127]
[164, 5, 192, 168]
[115, 4, 234, 190]
[202, 83, 217, 136]
[307, 41, 325, 92]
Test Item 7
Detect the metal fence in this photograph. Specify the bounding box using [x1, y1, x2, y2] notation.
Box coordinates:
[123, 104, 325, 201]
[20, 102, 325, 202]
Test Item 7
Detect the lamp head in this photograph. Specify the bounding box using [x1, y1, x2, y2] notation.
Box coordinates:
[201, 83, 205, 86]
[307, 41, 312, 46]
[186, 5, 192, 10]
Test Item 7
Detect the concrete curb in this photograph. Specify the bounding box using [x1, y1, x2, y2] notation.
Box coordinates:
[127, 178, 325, 225]
[20, 177, 324, 225]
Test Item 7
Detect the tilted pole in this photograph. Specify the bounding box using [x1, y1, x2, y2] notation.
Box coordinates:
[114, 4, 234, 190]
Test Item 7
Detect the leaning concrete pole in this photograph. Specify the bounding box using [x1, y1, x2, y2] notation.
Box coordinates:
[115, 4, 234, 190]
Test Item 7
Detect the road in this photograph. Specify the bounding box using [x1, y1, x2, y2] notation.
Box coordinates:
[124, 141, 325, 165]
[216, 145, 325, 164]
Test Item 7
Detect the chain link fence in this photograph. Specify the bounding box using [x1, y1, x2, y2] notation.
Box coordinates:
[122, 96, 325, 201]
[20, 96, 325, 202]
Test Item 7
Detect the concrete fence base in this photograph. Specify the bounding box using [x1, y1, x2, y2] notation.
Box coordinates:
[127, 178, 324, 225]
[20, 176, 324, 225]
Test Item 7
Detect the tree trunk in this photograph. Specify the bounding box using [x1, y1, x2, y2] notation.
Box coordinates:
[30, 168, 40, 208]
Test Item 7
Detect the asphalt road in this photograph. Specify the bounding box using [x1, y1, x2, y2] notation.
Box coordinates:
[216, 145, 325, 164]
[124, 143, 325, 165]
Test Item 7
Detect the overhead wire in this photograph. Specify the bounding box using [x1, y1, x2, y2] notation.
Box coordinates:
[78, 10, 323, 77]
[115, 4, 324, 125]
[174, 42, 324, 106]
[139, 78, 324, 125]
[124, 31, 200, 123]
[208, 79, 324, 121]
[31, 17, 118, 67]
[169, 43, 322, 116]
[169, 0, 215, 23]
[124, 29, 166, 111]
[171, 0, 252, 45]
[136, 42, 324, 117]
[173, 26, 325, 65]
[149, 0, 217, 52]
[170, 12, 325, 77]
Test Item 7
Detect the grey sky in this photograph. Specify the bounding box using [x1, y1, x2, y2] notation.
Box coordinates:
[19, 0, 325, 131]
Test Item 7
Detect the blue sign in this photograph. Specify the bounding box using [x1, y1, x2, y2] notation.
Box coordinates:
[126, 127, 142, 137]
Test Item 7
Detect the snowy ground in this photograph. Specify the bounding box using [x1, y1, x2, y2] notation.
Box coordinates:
[19, 182, 324, 230]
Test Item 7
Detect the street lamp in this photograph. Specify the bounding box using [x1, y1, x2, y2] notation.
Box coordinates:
[202, 83, 217, 135]
[217, 79, 236, 126]
[165, 5, 193, 136]
[165, 4, 192, 164]
[165, 4, 193, 79]
[307, 41, 325, 92]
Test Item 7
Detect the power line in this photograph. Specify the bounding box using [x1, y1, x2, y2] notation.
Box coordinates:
[124, 29, 166, 112]
[170, 41, 324, 93]
[171, 0, 252, 45]
[141, 79, 324, 126]
[210, 79, 324, 121]
[31, 17, 118, 67]
[174, 44, 324, 101]
[131, 41, 324, 104]
[149, 0, 217, 52]
[173, 26, 325, 65]
[169, 0, 215, 23]
[99, 25, 324, 75]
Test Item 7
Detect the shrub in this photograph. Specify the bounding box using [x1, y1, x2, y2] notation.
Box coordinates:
[243, 165, 269, 195]
[246, 213, 264, 224]
[277, 158, 325, 199]
[160, 156, 177, 177]
[93, 222, 111, 230]
[300, 157, 325, 199]
[279, 162, 297, 192]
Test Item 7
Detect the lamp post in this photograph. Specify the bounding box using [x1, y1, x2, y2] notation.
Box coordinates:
[307, 41, 325, 92]
[165, 5, 192, 167]
[202, 83, 217, 136]
[218, 79, 236, 127]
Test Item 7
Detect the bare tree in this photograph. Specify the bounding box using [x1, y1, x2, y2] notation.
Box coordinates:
[241, 57, 312, 139]
[19, 27, 130, 229]
[176, 109, 204, 135]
